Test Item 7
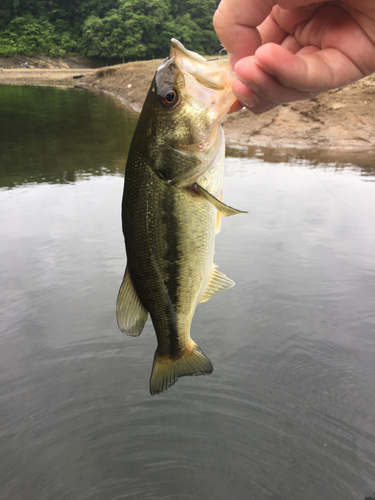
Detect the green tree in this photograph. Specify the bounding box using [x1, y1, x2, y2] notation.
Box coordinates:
[0, 0, 221, 60]
[80, 10, 127, 59]
[0, 15, 61, 57]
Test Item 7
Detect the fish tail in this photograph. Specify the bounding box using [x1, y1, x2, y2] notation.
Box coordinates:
[149, 342, 213, 396]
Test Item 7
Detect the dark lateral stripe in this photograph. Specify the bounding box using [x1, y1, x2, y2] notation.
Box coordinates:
[161, 186, 182, 359]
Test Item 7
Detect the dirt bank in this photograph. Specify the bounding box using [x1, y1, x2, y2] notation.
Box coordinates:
[79, 62, 375, 162]
[0, 54, 95, 69]
[0, 55, 95, 87]
[78, 60, 162, 112]
[0, 67, 94, 87]
[2, 57, 375, 162]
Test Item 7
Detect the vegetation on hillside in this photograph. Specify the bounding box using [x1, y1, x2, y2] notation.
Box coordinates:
[0, 0, 220, 61]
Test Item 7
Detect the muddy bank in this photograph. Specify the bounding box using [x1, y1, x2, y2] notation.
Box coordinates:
[0, 67, 94, 87]
[0, 55, 95, 87]
[0, 54, 95, 69]
[223, 77, 375, 153]
[79, 62, 375, 161]
[2, 57, 375, 163]
[78, 60, 163, 111]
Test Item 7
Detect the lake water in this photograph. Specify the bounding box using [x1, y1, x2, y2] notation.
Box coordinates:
[1, 85, 375, 500]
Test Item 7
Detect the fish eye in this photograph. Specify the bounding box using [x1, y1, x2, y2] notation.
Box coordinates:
[160, 87, 180, 108]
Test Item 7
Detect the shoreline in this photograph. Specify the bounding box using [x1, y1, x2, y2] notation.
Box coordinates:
[2, 62, 375, 167]
[0, 68, 94, 87]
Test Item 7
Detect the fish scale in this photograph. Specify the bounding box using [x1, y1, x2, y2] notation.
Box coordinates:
[116, 39, 246, 395]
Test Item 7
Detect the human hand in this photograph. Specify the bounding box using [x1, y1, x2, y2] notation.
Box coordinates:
[214, 0, 375, 113]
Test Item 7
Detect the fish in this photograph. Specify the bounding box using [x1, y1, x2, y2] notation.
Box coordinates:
[116, 39, 246, 396]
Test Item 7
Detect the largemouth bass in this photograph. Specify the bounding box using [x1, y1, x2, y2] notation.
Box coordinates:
[116, 39, 246, 395]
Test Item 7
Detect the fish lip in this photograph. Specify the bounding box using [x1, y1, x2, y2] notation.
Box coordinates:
[155, 39, 236, 117]
[169, 38, 234, 92]
[170, 38, 207, 64]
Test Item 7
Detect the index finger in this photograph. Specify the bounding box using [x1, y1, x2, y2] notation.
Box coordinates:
[213, 0, 276, 63]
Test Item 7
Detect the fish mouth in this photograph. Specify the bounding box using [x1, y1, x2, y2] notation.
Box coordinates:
[170, 38, 234, 91]
[155, 39, 236, 120]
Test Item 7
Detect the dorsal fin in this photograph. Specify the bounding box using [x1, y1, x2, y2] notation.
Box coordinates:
[199, 265, 235, 303]
[116, 266, 148, 336]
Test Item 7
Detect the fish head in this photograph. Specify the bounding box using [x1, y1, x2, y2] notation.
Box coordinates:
[140, 39, 236, 184]
[152, 39, 236, 145]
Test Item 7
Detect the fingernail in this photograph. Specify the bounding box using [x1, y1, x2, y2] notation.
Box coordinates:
[233, 92, 257, 110]
[243, 98, 257, 110]
[228, 53, 236, 69]
[234, 75, 260, 94]
[254, 59, 275, 76]
[246, 80, 260, 94]
[227, 100, 245, 114]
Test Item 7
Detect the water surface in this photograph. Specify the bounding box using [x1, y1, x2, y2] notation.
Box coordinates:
[1, 85, 375, 500]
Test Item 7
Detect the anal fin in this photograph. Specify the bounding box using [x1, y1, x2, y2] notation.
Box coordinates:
[116, 266, 148, 336]
[199, 265, 235, 303]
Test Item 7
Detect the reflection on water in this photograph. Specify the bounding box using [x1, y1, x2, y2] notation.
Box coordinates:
[1, 86, 375, 500]
[226, 144, 375, 181]
[0, 85, 137, 187]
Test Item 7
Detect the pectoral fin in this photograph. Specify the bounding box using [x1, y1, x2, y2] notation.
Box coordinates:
[116, 266, 148, 336]
[195, 183, 247, 216]
[215, 189, 223, 234]
[199, 265, 235, 303]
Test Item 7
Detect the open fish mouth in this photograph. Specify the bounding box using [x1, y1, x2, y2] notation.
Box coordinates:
[154, 39, 237, 121]
[169, 38, 234, 91]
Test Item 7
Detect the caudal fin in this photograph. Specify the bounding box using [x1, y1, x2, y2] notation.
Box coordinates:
[150, 342, 213, 396]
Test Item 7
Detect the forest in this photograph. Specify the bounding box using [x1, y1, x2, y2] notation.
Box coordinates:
[0, 0, 220, 62]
